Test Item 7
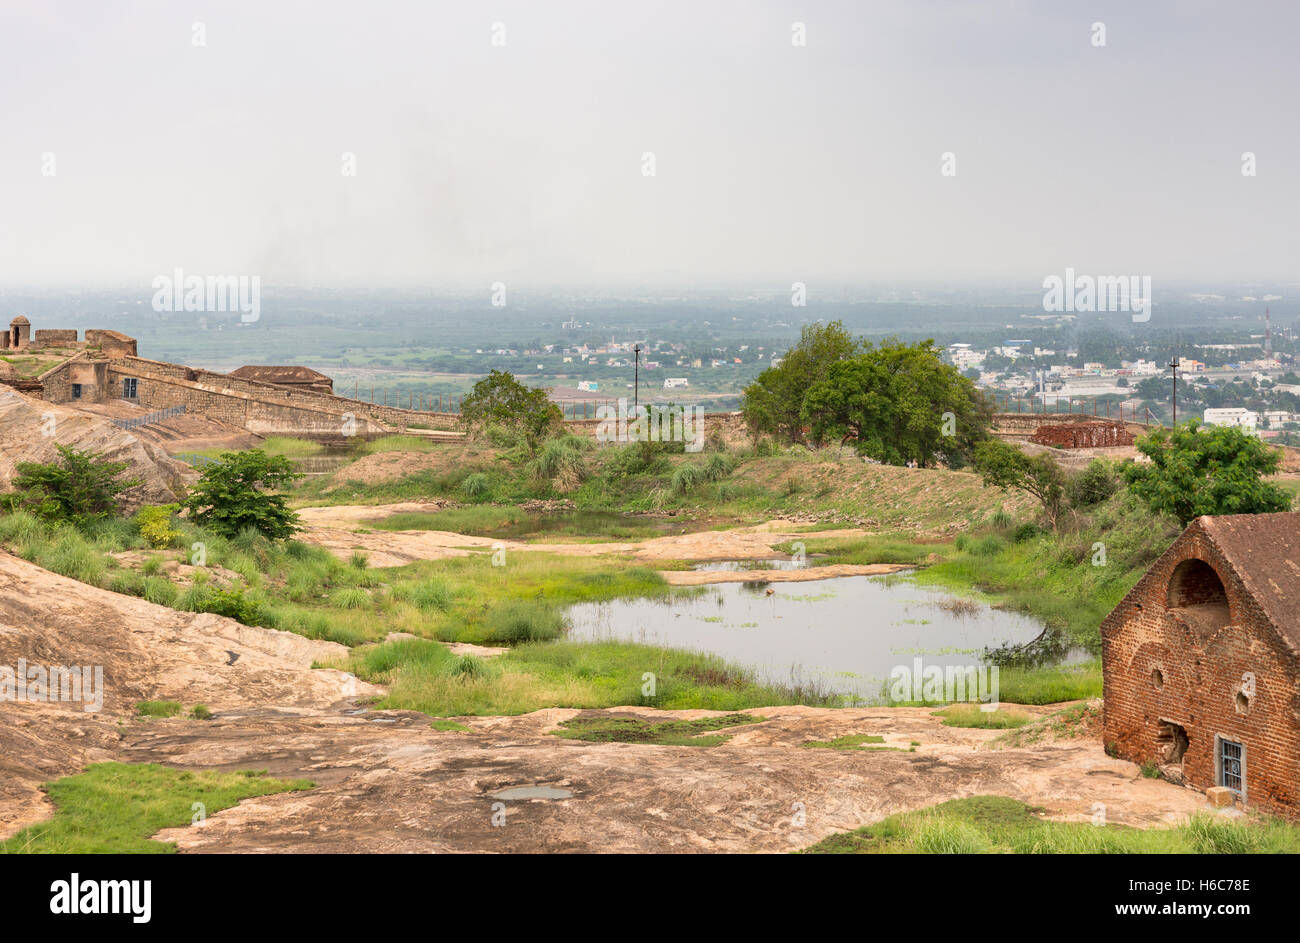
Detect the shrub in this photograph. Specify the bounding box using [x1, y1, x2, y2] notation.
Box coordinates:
[191, 704, 213, 720]
[1012, 522, 1044, 543]
[702, 453, 735, 482]
[11, 445, 139, 526]
[136, 504, 182, 549]
[670, 464, 707, 495]
[178, 583, 262, 625]
[184, 449, 302, 540]
[136, 700, 183, 718]
[1068, 459, 1120, 508]
[461, 473, 492, 497]
[527, 435, 591, 490]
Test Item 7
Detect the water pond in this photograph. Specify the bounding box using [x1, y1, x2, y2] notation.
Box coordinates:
[566, 571, 1070, 702]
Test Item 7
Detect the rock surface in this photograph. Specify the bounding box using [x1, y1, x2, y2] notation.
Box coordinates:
[0, 389, 195, 510]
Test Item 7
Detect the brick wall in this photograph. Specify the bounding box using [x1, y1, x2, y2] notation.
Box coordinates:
[1102, 531, 1300, 815]
[1029, 420, 1135, 448]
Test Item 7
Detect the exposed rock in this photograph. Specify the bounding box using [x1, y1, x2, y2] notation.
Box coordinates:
[1205, 786, 1236, 808]
[0, 389, 195, 511]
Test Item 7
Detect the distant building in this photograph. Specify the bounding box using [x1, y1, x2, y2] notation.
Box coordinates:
[663, 377, 689, 389]
[1203, 408, 1257, 430]
[229, 365, 334, 395]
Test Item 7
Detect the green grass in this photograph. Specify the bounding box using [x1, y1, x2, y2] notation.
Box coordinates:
[0, 763, 312, 853]
[799, 795, 1300, 854]
[135, 700, 183, 718]
[347, 637, 841, 717]
[799, 733, 908, 751]
[932, 704, 1035, 729]
[912, 491, 1180, 651]
[551, 712, 761, 746]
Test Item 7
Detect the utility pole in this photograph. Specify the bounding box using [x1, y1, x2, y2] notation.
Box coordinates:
[1168, 355, 1180, 427]
[633, 343, 642, 412]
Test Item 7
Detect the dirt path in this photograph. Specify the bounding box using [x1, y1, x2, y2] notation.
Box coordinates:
[297, 503, 885, 579]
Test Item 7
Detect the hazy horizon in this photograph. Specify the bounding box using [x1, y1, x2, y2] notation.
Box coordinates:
[3, 0, 1298, 291]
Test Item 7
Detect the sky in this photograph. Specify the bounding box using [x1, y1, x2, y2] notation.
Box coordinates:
[0, 0, 1296, 291]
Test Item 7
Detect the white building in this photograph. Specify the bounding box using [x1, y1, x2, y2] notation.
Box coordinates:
[1203, 407, 1258, 430]
[663, 377, 689, 389]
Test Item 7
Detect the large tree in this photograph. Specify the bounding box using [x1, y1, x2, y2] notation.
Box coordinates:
[801, 339, 993, 467]
[1123, 421, 1292, 526]
[741, 320, 860, 446]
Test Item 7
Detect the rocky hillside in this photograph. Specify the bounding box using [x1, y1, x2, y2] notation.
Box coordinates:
[0, 389, 196, 511]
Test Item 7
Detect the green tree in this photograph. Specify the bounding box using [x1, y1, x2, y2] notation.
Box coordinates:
[802, 339, 993, 467]
[184, 449, 302, 540]
[973, 440, 1067, 527]
[10, 445, 140, 525]
[459, 369, 562, 452]
[1123, 421, 1291, 526]
[741, 321, 860, 446]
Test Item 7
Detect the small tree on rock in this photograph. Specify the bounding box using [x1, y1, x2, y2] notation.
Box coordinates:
[184, 449, 302, 540]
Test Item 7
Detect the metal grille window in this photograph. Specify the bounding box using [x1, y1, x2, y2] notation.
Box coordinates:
[71, 383, 82, 399]
[1219, 738, 1244, 797]
[122, 377, 138, 399]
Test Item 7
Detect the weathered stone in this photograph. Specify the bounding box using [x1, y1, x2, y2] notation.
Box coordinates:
[1205, 786, 1235, 808]
[0, 389, 194, 512]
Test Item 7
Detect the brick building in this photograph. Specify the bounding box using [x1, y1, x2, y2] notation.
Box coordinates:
[1102, 512, 1300, 814]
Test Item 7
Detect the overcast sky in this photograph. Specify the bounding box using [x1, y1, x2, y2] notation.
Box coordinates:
[1, 0, 1296, 291]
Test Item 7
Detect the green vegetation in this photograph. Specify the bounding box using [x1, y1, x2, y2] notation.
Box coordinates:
[1125, 420, 1292, 524]
[974, 439, 1068, 526]
[551, 712, 761, 746]
[460, 369, 562, 452]
[135, 700, 183, 718]
[347, 637, 838, 716]
[743, 325, 992, 466]
[7, 445, 139, 525]
[798, 795, 1300, 854]
[135, 504, 182, 548]
[932, 705, 1035, 729]
[993, 701, 1099, 748]
[185, 449, 303, 539]
[0, 763, 311, 853]
[799, 733, 904, 751]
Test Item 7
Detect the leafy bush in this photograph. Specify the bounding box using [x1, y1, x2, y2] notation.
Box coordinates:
[1068, 459, 1120, 508]
[178, 583, 262, 625]
[135, 504, 182, 549]
[184, 450, 302, 540]
[10, 445, 139, 526]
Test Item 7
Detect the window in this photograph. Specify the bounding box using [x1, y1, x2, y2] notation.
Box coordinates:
[1217, 737, 1245, 798]
[122, 377, 138, 399]
[71, 383, 82, 399]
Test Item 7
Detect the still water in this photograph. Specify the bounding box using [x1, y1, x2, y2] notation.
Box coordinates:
[566, 572, 1059, 701]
